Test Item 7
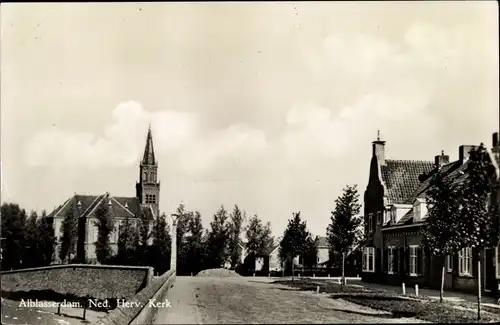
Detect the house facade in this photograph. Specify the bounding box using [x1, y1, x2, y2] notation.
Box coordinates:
[362, 132, 500, 295]
[48, 127, 159, 263]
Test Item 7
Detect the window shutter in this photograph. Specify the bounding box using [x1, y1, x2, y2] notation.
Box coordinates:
[383, 248, 388, 273]
[404, 246, 410, 275]
[472, 248, 477, 277]
[417, 247, 422, 275]
[399, 247, 405, 275]
[376, 248, 381, 273]
[394, 248, 399, 274]
[361, 247, 367, 271]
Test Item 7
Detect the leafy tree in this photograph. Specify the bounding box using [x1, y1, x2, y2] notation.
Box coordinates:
[1, 203, 27, 270]
[227, 205, 245, 269]
[246, 215, 274, 256]
[327, 184, 362, 289]
[459, 144, 499, 320]
[60, 208, 78, 263]
[138, 210, 152, 247]
[172, 203, 191, 270]
[205, 205, 230, 269]
[94, 202, 114, 264]
[150, 213, 171, 274]
[279, 211, 309, 281]
[422, 168, 465, 303]
[303, 235, 319, 268]
[38, 210, 56, 266]
[184, 211, 205, 275]
[117, 215, 140, 264]
[24, 211, 41, 267]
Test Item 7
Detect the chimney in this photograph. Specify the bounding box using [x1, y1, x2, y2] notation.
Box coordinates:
[434, 150, 449, 167]
[372, 130, 386, 166]
[459, 145, 477, 163]
[492, 132, 499, 154]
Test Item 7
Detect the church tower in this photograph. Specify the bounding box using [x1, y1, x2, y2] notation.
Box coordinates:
[136, 125, 160, 218]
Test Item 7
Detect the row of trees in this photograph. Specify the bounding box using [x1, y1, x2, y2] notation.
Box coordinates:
[1, 205, 55, 270]
[173, 204, 275, 275]
[422, 144, 499, 319]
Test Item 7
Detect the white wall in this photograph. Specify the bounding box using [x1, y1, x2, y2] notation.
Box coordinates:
[317, 247, 329, 264]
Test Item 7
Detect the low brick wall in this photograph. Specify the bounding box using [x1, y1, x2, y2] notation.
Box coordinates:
[95, 269, 176, 325]
[1, 264, 153, 301]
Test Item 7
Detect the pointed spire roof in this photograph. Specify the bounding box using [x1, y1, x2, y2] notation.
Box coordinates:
[141, 125, 156, 165]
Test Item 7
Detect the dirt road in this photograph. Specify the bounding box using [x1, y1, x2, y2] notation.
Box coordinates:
[154, 276, 429, 324]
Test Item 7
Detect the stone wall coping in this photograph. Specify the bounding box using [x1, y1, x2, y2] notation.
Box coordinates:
[95, 269, 175, 325]
[0, 264, 152, 275]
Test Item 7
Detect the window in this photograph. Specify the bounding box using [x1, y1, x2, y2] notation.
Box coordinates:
[390, 209, 396, 223]
[145, 194, 156, 204]
[409, 245, 419, 276]
[376, 211, 382, 225]
[458, 247, 472, 276]
[496, 246, 500, 279]
[387, 247, 395, 274]
[383, 210, 390, 224]
[446, 255, 453, 273]
[414, 202, 421, 220]
[367, 213, 373, 233]
[362, 247, 375, 272]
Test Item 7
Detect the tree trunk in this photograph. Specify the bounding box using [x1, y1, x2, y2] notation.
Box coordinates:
[440, 262, 445, 303]
[341, 252, 346, 292]
[477, 252, 482, 320]
[292, 255, 295, 282]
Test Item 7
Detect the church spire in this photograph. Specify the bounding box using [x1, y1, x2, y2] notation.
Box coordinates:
[141, 125, 156, 165]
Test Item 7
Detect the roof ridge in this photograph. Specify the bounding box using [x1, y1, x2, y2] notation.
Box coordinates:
[111, 197, 135, 217]
[386, 159, 434, 163]
[53, 195, 75, 218]
[79, 195, 102, 218]
[82, 193, 108, 218]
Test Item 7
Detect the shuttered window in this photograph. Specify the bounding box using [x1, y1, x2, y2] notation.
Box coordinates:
[496, 246, 500, 279]
[458, 247, 472, 276]
[362, 247, 375, 272]
[387, 247, 395, 274]
[409, 245, 421, 276]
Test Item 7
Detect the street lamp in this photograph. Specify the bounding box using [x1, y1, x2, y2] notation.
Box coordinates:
[169, 214, 178, 273]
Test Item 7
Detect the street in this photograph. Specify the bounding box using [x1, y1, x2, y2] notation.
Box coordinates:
[154, 276, 429, 324]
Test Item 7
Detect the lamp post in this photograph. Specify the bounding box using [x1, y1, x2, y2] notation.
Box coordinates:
[169, 214, 177, 273]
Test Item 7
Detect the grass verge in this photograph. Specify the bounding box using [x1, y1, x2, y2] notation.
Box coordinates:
[273, 279, 500, 323]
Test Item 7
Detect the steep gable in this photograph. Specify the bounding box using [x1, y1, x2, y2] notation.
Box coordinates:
[380, 159, 435, 205]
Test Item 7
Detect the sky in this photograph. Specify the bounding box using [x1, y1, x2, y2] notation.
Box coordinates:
[1, 2, 499, 237]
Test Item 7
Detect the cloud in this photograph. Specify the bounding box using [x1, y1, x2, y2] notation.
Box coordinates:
[23, 101, 268, 173]
[24, 101, 199, 168]
[179, 123, 268, 175]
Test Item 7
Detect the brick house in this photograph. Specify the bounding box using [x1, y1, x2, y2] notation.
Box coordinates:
[48, 127, 159, 263]
[362, 132, 500, 295]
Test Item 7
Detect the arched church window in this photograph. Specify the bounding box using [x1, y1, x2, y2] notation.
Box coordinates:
[143, 172, 147, 182]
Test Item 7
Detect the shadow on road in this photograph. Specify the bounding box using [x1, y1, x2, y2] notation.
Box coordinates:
[322, 307, 397, 319]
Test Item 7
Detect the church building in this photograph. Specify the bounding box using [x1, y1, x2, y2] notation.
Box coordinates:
[48, 126, 161, 263]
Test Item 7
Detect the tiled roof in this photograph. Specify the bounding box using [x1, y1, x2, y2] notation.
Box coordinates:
[381, 159, 435, 205]
[405, 161, 462, 203]
[47, 194, 154, 221]
[317, 236, 328, 248]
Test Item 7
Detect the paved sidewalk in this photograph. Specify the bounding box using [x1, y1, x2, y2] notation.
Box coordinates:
[357, 281, 499, 308]
[153, 277, 203, 324]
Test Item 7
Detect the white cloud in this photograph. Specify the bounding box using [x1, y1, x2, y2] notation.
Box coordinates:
[24, 101, 199, 168]
[23, 101, 268, 173]
[179, 123, 268, 175]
